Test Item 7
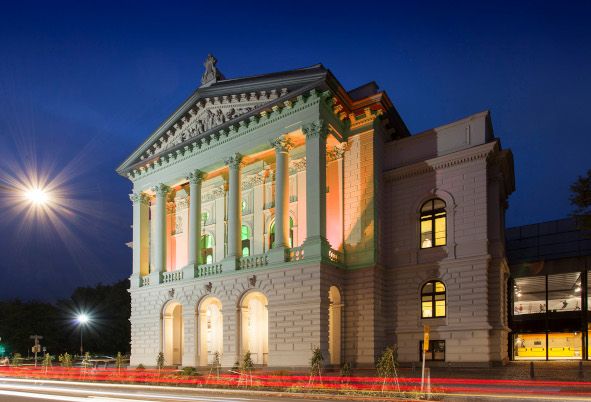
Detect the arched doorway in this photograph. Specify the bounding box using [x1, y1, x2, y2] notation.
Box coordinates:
[197, 296, 223, 366]
[328, 286, 342, 365]
[240, 291, 269, 365]
[162, 301, 183, 366]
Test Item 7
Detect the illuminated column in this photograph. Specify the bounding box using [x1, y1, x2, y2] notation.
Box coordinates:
[152, 183, 170, 273]
[225, 153, 243, 259]
[302, 120, 329, 257]
[271, 135, 293, 249]
[130, 192, 150, 281]
[187, 170, 204, 267]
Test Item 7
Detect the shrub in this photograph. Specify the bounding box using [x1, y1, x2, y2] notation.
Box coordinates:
[136, 363, 145, 370]
[181, 366, 199, 376]
[156, 352, 164, 371]
[11, 353, 23, 366]
[58, 352, 72, 368]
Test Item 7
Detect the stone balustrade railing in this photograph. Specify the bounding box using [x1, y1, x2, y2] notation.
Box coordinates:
[287, 246, 305, 262]
[162, 270, 183, 283]
[238, 253, 269, 270]
[141, 276, 151, 287]
[328, 248, 343, 264]
[197, 263, 223, 277]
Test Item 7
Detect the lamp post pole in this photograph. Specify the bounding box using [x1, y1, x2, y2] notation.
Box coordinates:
[77, 314, 89, 356]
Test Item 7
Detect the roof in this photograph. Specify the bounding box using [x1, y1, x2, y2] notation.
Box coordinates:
[116, 57, 410, 176]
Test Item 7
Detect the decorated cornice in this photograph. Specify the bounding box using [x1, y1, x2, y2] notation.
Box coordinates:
[348, 107, 384, 130]
[270, 135, 294, 153]
[187, 169, 205, 185]
[152, 183, 170, 197]
[384, 141, 498, 182]
[129, 192, 150, 205]
[125, 90, 324, 182]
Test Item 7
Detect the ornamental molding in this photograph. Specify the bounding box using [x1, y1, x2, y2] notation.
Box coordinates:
[129, 192, 150, 205]
[126, 90, 326, 181]
[203, 184, 226, 202]
[139, 88, 289, 163]
[242, 171, 266, 190]
[384, 142, 498, 182]
[289, 157, 306, 174]
[348, 107, 384, 130]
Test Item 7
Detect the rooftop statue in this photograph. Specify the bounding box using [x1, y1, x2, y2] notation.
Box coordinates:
[201, 53, 224, 87]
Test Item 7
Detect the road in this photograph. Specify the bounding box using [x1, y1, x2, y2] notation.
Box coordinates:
[1, 376, 591, 402]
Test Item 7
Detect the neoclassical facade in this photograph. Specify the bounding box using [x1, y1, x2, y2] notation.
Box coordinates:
[117, 55, 515, 367]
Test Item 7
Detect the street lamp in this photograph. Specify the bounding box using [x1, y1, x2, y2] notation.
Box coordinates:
[77, 314, 90, 355]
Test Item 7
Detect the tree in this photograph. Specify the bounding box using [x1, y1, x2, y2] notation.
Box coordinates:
[115, 352, 124, 373]
[239, 351, 254, 386]
[570, 169, 591, 231]
[58, 352, 72, 368]
[156, 352, 164, 374]
[42, 353, 53, 373]
[308, 346, 324, 385]
[376, 345, 400, 392]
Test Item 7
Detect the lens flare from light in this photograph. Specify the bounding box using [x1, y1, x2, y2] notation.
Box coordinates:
[77, 314, 89, 324]
[25, 188, 49, 205]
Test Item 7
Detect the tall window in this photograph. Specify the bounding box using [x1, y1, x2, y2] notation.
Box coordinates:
[201, 234, 214, 264]
[420, 199, 446, 248]
[269, 217, 294, 249]
[421, 280, 446, 318]
[241, 225, 251, 257]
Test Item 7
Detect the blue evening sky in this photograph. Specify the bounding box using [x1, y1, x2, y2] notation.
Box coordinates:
[1, 1, 590, 300]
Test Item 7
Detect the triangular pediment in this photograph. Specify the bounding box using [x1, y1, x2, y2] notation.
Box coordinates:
[117, 64, 331, 174]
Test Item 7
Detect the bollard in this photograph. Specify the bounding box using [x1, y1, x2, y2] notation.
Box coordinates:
[529, 361, 535, 379]
[579, 361, 584, 379]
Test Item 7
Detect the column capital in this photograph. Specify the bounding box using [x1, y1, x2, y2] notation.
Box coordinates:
[270, 135, 294, 153]
[327, 143, 348, 161]
[302, 119, 328, 139]
[224, 153, 244, 170]
[151, 183, 170, 197]
[129, 192, 150, 205]
[187, 169, 205, 185]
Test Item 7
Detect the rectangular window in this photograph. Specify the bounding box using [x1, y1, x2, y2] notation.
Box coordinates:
[547, 273, 581, 313]
[420, 220, 432, 248]
[422, 297, 433, 318]
[513, 276, 546, 316]
[419, 340, 445, 361]
[514, 333, 546, 360]
[434, 215, 446, 246]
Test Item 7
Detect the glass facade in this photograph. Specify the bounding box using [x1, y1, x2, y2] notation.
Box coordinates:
[510, 271, 588, 360]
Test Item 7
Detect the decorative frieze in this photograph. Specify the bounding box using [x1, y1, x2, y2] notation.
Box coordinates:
[203, 185, 226, 202]
[289, 158, 307, 174]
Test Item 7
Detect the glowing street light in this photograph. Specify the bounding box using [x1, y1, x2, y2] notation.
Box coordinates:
[77, 314, 90, 355]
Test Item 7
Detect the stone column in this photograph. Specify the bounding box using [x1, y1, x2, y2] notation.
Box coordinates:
[152, 183, 170, 275]
[302, 120, 329, 258]
[271, 135, 293, 249]
[225, 153, 243, 261]
[130, 191, 149, 287]
[187, 170, 204, 267]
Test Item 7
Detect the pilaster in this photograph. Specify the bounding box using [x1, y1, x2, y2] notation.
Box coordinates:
[130, 191, 150, 285]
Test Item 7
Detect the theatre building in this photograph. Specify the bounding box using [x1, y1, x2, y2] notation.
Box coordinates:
[507, 218, 591, 360]
[117, 55, 515, 368]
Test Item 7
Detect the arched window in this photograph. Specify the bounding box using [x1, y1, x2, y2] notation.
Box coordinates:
[241, 225, 251, 257]
[201, 234, 214, 264]
[420, 199, 447, 249]
[421, 280, 446, 318]
[269, 217, 294, 249]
